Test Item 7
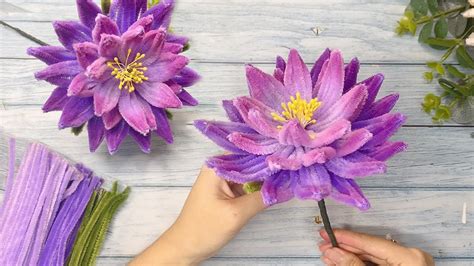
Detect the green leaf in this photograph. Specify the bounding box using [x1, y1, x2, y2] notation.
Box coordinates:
[71, 123, 86, 136]
[165, 109, 173, 119]
[418, 22, 433, 43]
[434, 17, 448, 38]
[243, 182, 263, 194]
[433, 105, 452, 121]
[426, 61, 438, 68]
[427, 0, 438, 14]
[410, 0, 429, 17]
[425, 38, 458, 48]
[456, 46, 474, 69]
[423, 71, 434, 82]
[448, 14, 468, 37]
[435, 63, 445, 75]
[148, 0, 160, 8]
[445, 64, 466, 78]
[101, 0, 111, 14]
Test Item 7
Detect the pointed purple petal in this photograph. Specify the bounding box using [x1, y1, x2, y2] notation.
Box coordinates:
[246, 64, 289, 110]
[173, 67, 200, 87]
[357, 93, 399, 121]
[278, 120, 313, 147]
[73, 42, 98, 69]
[307, 119, 351, 148]
[87, 116, 105, 152]
[315, 50, 344, 114]
[68, 73, 95, 97]
[325, 152, 386, 179]
[151, 107, 173, 143]
[142, 0, 175, 30]
[118, 92, 157, 135]
[228, 132, 282, 155]
[146, 53, 189, 83]
[93, 78, 121, 115]
[76, 0, 101, 29]
[364, 141, 407, 161]
[194, 120, 251, 154]
[310, 48, 331, 89]
[207, 154, 275, 184]
[284, 49, 312, 99]
[333, 128, 372, 157]
[136, 82, 182, 108]
[35, 60, 82, 87]
[53, 21, 92, 50]
[102, 107, 122, 130]
[266, 146, 303, 171]
[98, 34, 121, 58]
[43, 87, 69, 112]
[358, 113, 406, 149]
[105, 120, 129, 154]
[302, 146, 336, 167]
[92, 14, 120, 43]
[58, 96, 94, 129]
[261, 171, 294, 206]
[292, 165, 331, 201]
[27, 46, 76, 65]
[330, 174, 370, 210]
[276, 55, 286, 72]
[129, 129, 151, 153]
[233, 97, 279, 138]
[109, 0, 145, 33]
[222, 100, 244, 123]
[177, 89, 198, 106]
[343, 57, 360, 93]
[359, 74, 384, 112]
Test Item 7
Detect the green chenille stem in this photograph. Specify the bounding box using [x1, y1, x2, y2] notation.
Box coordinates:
[318, 199, 338, 247]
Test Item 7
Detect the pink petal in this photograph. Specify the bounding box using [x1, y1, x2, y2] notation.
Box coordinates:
[92, 14, 119, 43]
[307, 119, 351, 148]
[266, 146, 304, 171]
[302, 147, 336, 166]
[277, 120, 313, 147]
[73, 42, 98, 69]
[118, 92, 157, 135]
[246, 64, 289, 110]
[136, 82, 182, 108]
[333, 128, 373, 157]
[315, 50, 344, 114]
[93, 78, 120, 116]
[68, 73, 95, 97]
[98, 34, 121, 58]
[102, 107, 122, 130]
[228, 132, 282, 155]
[146, 53, 189, 82]
[284, 49, 312, 100]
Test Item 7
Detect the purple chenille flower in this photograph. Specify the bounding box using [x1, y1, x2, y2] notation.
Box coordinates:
[195, 49, 407, 210]
[27, 0, 200, 154]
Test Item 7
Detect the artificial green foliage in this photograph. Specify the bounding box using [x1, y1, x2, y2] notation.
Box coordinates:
[101, 0, 111, 14]
[243, 182, 263, 194]
[67, 183, 130, 266]
[396, 0, 474, 123]
[148, 0, 160, 8]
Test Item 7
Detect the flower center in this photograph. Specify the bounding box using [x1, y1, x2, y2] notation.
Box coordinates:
[271, 92, 322, 128]
[107, 48, 148, 93]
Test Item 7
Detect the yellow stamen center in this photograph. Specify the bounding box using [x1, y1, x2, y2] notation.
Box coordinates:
[271, 92, 322, 129]
[107, 48, 148, 93]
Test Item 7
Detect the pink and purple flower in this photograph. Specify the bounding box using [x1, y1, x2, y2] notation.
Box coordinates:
[28, 0, 199, 154]
[195, 49, 406, 210]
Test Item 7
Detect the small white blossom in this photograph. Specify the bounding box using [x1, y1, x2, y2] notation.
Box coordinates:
[462, 8, 474, 18]
[466, 33, 474, 47]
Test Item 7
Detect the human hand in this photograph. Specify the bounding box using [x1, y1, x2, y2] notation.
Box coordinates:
[130, 166, 266, 265]
[318, 228, 434, 266]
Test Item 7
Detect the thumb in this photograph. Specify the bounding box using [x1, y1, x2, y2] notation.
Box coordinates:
[232, 191, 266, 221]
[323, 247, 365, 266]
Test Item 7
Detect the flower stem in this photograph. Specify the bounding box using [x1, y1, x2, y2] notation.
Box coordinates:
[415, 6, 465, 25]
[318, 199, 338, 247]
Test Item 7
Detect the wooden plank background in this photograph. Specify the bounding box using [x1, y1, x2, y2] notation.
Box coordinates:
[0, 0, 473, 265]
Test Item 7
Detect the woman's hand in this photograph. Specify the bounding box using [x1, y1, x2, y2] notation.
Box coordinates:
[319, 229, 434, 266]
[130, 166, 266, 265]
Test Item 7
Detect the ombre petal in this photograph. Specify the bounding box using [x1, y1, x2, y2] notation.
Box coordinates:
[307, 119, 351, 148]
[98, 34, 122, 58]
[364, 141, 407, 161]
[343, 57, 360, 93]
[284, 49, 312, 99]
[356, 113, 406, 149]
[166, 34, 188, 46]
[105, 120, 129, 154]
[359, 74, 384, 112]
[302, 147, 336, 167]
[208, 154, 275, 183]
[194, 120, 252, 153]
[58, 96, 94, 129]
[261, 171, 294, 206]
[68, 73, 95, 97]
[152, 107, 173, 143]
[228, 132, 283, 155]
[266, 146, 303, 171]
[118, 92, 157, 135]
[142, 0, 175, 30]
[102, 107, 122, 130]
[129, 129, 151, 153]
[222, 100, 244, 123]
[325, 152, 386, 179]
[92, 14, 120, 43]
[292, 165, 331, 201]
[333, 128, 372, 157]
[310, 48, 331, 88]
[233, 96, 279, 138]
[316, 84, 368, 128]
[330, 174, 370, 210]
[119, 25, 146, 57]
[93, 78, 121, 115]
[315, 50, 344, 112]
[273, 68, 284, 83]
[357, 93, 399, 121]
[53, 21, 92, 50]
[73, 42, 99, 69]
[35, 60, 82, 87]
[177, 89, 198, 106]
[173, 67, 201, 87]
[109, 0, 145, 33]
[76, 0, 101, 29]
[278, 120, 313, 147]
[276, 55, 286, 72]
[43, 87, 69, 112]
[87, 116, 105, 152]
[27, 46, 76, 65]
[136, 82, 182, 108]
[140, 29, 166, 64]
[146, 53, 189, 82]
[246, 65, 290, 109]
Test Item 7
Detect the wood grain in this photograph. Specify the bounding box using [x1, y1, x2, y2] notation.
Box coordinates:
[0, 0, 453, 63]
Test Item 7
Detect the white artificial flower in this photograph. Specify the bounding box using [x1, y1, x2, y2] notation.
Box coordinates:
[469, 0, 474, 6]
[467, 33, 474, 46]
[463, 8, 474, 18]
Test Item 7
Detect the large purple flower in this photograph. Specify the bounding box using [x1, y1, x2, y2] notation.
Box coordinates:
[27, 0, 199, 154]
[195, 49, 406, 210]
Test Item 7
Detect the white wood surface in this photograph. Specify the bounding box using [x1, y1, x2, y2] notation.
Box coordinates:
[0, 0, 473, 265]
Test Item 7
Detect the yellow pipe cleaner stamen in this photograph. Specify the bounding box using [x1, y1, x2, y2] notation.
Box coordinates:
[107, 48, 148, 93]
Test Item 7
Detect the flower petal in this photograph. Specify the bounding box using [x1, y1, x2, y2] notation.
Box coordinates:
[27, 46, 76, 65]
[330, 174, 370, 210]
[222, 100, 244, 123]
[42, 87, 69, 112]
[146, 53, 189, 82]
[292, 165, 331, 201]
[194, 120, 253, 154]
[98, 34, 122, 58]
[278, 120, 313, 147]
[261, 171, 294, 206]
[118, 92, 157, 134]
[102, 107, 122, 130]
[246, 64, 290, 110]
[276, 55, 286, 72]
[86, 57, 111, 81]
[142, 0, 175, 30]
[92, 14, 120, 43]
[359, 74, 384, 112]
[310, 48, 331, 89]
[307, 119, 351, 148]
[152, 107, 173, 143]
[109, 0, 146, 33]
[68, 73, 95, 97]
[302, 146, 336, 167]
[233, 96, 279, 138]
[76, 0, 101, 29]
[333, 128, 372, 157]
[284, 49, 312, 100]
[129, 129, 151, 153]
[266, 146, 303, 171]
[53, 21, 92, 50]
[94, 78, 121, 115]
[35, 60, 82, 87]
[357, 93, 399, 121]
[357, 113, 406, 149]
[325, 152, 386, 179]
[58, 96, 94, 129]
[208, 154, 275, 184]
[315, 50, 344, 113]
[87, 116, 105, 152]
[173, 67, 200, 87]
[136, 82, 182, 108]
[364, 141, 407, 161]
[73, 42, 98, 69]
[140, 29, 166, 64]
[228, 132, 282, 155]
[177, 89, 198, 106]
[105, 120, 129, 154]
[343, 57, 360, 93]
